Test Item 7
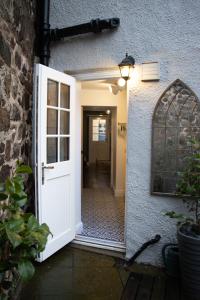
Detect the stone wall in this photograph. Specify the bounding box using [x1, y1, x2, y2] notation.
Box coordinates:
[0, 0, 36, 181]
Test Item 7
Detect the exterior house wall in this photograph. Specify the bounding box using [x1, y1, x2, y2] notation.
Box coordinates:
[0, 0, 36, 181]
[49, 0, 200, 265]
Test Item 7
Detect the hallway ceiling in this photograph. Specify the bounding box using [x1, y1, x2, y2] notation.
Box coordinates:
[81, 79, 122, 90]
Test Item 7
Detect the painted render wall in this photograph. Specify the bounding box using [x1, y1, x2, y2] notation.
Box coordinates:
[49, 0, 200, 266]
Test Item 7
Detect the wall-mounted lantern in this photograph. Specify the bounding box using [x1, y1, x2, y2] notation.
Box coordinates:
[118, 53, 135, 81]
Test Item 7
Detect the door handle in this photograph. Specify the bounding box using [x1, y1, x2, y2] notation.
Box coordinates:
[42, 163, 54, 184]
[42, 165, 54, 170]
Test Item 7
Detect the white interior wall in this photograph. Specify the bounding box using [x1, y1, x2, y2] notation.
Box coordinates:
[80, 86, 127, 196]
[115, 95, 127, 196]
[111, 108, 116, 189]
[74, 82, 82, 234]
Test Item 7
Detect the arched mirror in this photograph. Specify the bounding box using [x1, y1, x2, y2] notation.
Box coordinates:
[151, 79, 200, 195]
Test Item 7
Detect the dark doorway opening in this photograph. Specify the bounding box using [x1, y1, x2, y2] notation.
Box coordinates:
[82, 109, 111, 188]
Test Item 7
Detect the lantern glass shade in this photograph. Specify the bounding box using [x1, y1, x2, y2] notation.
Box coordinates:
[118, 53, 135, 81]
[119, 65, 133, 80]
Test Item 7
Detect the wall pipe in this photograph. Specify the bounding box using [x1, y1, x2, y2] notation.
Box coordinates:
[40, 0, 51, 66]
[40, 0, 120, 66]
[50, 18, 120, 41]
[114, 234, 161, 269]
[124, 234, 161, 268]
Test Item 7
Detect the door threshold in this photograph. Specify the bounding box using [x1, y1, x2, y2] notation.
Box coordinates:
[73, 235, 126, 253]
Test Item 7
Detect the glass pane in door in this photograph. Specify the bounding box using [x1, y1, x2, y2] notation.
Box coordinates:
[47, 138, 58, 163]
[99, 119, 106, 141]
[46, 80, 71, 163]
[47, 109, 58, 134]
[60, 137, 69, 161]
[47, 80, 58, 107]
[60, 111, 70, 134]
[92, 118, 107, 142]
[60, 83, 70, 108]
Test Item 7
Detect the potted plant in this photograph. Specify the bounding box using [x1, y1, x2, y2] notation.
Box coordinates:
[165, 139, 200, 298]
[0, 162, 51, 299]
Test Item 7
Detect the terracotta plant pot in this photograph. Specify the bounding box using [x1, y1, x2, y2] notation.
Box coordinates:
[178, 228, 200, 298]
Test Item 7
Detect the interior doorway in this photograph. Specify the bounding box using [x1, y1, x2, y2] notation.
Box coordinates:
[77, 78, 127, 247]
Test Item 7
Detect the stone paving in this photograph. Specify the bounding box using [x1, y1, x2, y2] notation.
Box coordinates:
[19, 245, 166, 300]
[20, 246, 126, 299]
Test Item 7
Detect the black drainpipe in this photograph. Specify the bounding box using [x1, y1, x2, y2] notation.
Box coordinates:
[40, 0, 50, 66]
[39, 0, 120, 66]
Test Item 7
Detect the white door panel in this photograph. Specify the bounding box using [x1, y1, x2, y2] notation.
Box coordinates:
[35, 64, 77, 262]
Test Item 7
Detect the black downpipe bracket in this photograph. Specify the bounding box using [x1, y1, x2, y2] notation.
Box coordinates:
[40, 0, 120, 66]
[50, 18, 120, 41]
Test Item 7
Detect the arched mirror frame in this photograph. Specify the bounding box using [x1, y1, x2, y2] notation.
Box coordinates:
[151, 79, 200, 196]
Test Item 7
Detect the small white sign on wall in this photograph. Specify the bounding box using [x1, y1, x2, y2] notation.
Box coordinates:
[141, 62, 160, 81]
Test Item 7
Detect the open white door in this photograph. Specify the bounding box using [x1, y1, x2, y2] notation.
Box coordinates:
[34, 64, 77, 262]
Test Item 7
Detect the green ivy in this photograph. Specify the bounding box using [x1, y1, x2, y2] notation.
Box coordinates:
[0, 162, 51, 297]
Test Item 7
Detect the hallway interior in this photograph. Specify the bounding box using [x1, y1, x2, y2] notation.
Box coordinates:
[79, 84, 127, 244]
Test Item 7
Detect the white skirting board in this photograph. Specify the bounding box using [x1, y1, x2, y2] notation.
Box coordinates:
[75, 222, 83, 234]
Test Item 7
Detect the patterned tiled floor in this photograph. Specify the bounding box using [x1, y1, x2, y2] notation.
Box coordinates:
[81, 163, 125, 242]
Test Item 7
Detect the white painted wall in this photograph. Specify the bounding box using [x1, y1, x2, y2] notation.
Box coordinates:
[111, 109, 117, 190]
[74, 82, 82, 234]
[50, 0, 200, 265]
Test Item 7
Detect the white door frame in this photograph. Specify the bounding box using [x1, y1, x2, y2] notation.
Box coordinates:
[67, 67, 129, 253]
